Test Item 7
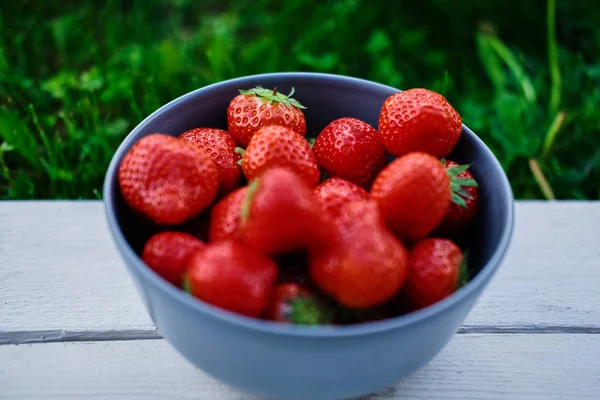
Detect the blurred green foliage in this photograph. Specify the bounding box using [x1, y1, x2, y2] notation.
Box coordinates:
[0, 0, 599, 199]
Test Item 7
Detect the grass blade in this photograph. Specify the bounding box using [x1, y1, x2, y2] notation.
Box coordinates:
[547, 0, 561, 115]
[28, 104, 56, 168]
[476, 30, 507, 92]
[529, 158, 556, 200]
[486, 34, 537, 105]
[542, 110, 567, 160]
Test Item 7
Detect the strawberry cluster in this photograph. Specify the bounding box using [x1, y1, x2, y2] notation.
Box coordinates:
[118, 86, 479, 325]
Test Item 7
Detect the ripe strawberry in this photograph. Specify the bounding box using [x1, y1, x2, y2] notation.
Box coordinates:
[242, 125, 321, 186]
[378, 88, 462, 157]
[371, 152, 451, 241]
[313, 117, 387, 187]
[241, 125, 320, 186]
[310, 200, 409, 309]
[208, 186, 248, 242]
[313, 177, 369, 222]
[179, 128, 242, 197]
[118, 134, 219, 225]
[142, 231, 205, 287]
[227, 86, 307, 147]
[184, 240, 278, 318]
[434, 160, 480, 236]
[404, 238, 464, 309]
[266, 283, 331, 325]
[239, 167, 330, 255]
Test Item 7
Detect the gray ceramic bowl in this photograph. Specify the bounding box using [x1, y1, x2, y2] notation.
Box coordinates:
[103, 72, 514, 400]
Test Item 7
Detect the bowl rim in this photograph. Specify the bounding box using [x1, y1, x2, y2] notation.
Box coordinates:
[103, 71, 515, 338]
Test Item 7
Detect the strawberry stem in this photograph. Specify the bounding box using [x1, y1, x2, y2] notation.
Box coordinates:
[241, 179, 260, 224]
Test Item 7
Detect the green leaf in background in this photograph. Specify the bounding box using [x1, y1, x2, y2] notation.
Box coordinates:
[80, 67, 104, 92]
[0, 0, 598, 200]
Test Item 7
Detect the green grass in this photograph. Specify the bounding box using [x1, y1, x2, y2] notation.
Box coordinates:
[1, 0, 599, 199]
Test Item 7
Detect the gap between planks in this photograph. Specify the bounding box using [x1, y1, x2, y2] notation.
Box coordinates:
[1, 325, 599, 346]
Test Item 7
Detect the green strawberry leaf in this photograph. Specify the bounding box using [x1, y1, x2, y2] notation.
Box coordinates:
[452, 192, 468, 208]
[287, 294, 332, 325]
[447, 163, 479, 208]
[238, 85, 307, 109]
[456, 178, 479, 187]
[447, 164, 471, 177]
[452, 185, 470, 198]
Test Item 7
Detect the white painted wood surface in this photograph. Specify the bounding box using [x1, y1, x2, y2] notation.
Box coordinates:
[1, 201, 599, 399]
[1, 334, 598, 399]
[1, 201, 599, 335]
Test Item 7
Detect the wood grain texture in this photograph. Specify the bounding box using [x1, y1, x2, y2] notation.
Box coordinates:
[464, 201, 600, 329]
[1, 334, 598, 399]
[1, 201, 599, 334]
[0, 201, 154, 333]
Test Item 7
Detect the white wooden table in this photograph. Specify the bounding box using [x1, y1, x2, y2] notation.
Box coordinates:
[1, 201, 599, 399]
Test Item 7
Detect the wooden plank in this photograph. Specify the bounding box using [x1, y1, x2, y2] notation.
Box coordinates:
[464, 201, 600, 329]
[1, 201, 599, 335]
[0, 201, 153, 333]
[0, 334, 598, 399]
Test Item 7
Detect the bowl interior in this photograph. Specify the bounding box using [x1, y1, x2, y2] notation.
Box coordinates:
[105, 72, 513, 327]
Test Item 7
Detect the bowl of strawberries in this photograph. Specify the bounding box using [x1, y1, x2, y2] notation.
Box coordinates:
[103, 72, 514, 400]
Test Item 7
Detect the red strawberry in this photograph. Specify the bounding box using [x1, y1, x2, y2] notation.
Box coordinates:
[241, 125, 320, 186]
[184, 240, 278, 318]
[313, 177, 369, 222]
[227, 86, 307, 147]
[313, 117, 387, 187]
[266, 283, 331, 325]
[434, 160, 480, 236]
[310, 200, 409, 309]
[378, 88, 462, 157]
[179, 128, 242, 197]
[404, 238, 464, 309]
[239, 167, 330, 255]
[208, 186, 248, 242]
[371, 152, 451, 241]
[118, 134, 219, 225]
[142, 231, 205, 287]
